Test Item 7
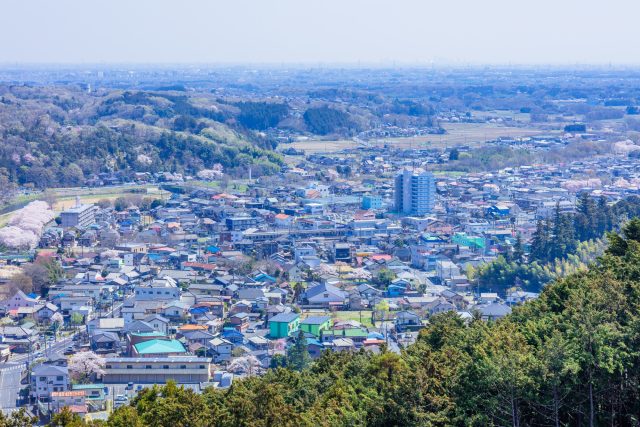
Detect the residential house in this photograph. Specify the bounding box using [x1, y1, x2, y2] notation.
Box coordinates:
[31, 365, 70, 401]
[394, 310, 422, 332]
[302, 283, 347, 308]
[268, 312, 300, 338]
[208, 337, 233, 363]
[300, 316, 332, 338]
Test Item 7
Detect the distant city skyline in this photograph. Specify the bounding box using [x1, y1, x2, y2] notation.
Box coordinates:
[2, 0, 640, 65]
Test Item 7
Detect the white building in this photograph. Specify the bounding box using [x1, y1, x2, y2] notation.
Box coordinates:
[31, 365, 70, 401]
[134, 277, 180, 301]
[60, 204, 98, 229]
[394, 169, 436, 216]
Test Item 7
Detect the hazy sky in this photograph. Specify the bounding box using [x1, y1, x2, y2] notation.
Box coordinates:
[2, 0, 639, 65]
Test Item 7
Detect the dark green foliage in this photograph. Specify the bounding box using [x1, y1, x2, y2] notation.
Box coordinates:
[172, 115, 205, 133]
[303, 106, 353, 135]
[372, 268, 396, 289]
[286, 329, 311, 371]
[388, 99, 433, 118]
[478, 195, 640, 294]
[235, 102, 289, 130]
[150, 199, 165, 209]
[0, 408, 37, 427]
[563, 123, 586, 132]
[476, 255, 553, 293]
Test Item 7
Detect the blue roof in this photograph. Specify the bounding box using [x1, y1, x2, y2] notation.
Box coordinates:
[254, 273, 276, 282]
[269, 312, 300, 323]
[207, 246, 220, 253]
[307, 338, 323, 346]
[301, 316, 331, 325]
[222, 328, 243, 336]
[304, 283, 346, 299]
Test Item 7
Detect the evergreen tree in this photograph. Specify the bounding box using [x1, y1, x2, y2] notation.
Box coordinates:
[513, 233, 525, 263]
[595, 196, 612, 235]
[530, 220, 550, 263]
[287, 329, 311, 371]
[575, 192, 597, 240]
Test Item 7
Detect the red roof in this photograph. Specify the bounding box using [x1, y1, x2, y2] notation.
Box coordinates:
[182, 262, 217, 271]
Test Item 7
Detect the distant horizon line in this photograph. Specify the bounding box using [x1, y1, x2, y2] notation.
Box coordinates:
[1, 61, 640, 70]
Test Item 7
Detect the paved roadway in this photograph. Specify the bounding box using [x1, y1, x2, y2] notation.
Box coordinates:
[10, 335, 75, 365]
[0, 363, 25, 410]
[1, 302, 124, 412]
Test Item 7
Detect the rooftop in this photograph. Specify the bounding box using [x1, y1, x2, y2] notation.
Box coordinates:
[134, 339, 186, 355]
[301, 316, 331, 325]
[269, 312, 300, 323]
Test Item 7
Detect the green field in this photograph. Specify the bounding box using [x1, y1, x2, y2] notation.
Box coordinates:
[185, 180, 251, 194]
[333, 310, 374, 328]
[289, 122, 550, 154]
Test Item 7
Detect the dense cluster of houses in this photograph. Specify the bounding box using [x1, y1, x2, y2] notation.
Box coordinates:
[1, 145, 639, 418]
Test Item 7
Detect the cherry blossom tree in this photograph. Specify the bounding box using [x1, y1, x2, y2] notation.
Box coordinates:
[0, 201, 55, 249]
[50, 312, 64, 337]
[227, 355, 262, 376]
[68, 351, 105, 384]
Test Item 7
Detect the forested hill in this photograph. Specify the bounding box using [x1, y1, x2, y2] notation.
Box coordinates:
[0, 85, 285, 188]
[13, 219, 640, 426]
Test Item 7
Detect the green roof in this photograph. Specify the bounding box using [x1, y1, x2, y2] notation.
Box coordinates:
[323, 328, 368, 338]
[72, 384, 105, 390]
[130, 332, 165, 337]
[343, 329, 368, 337]
[134, 339, 186, 355]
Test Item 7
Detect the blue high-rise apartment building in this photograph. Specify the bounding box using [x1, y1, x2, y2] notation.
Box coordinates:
[394, 169, 436, 215]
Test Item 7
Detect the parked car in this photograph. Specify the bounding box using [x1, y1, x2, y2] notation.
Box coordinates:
[114, 395, 128, 408]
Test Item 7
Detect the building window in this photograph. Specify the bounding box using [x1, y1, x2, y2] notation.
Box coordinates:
[163, 365, 169, 369]
[145, 365, 152, 369]
[126, 365, 132, 369]
[56, 376, 63, 381]
[180, 365, 186, 369]
[199, 365, 205, 369]
[106, 365, 112, 369]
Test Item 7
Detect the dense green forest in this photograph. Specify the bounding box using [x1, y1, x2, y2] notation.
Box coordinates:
[475, 194, 640, 294]
[303, 106, 355, 135]
[3, 219, 637, 426]
[234, 101, 289, 130]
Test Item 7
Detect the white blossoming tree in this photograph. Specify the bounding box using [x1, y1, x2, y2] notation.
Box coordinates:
[227, 355, 261, 376]
[68, 351, 105, 384]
